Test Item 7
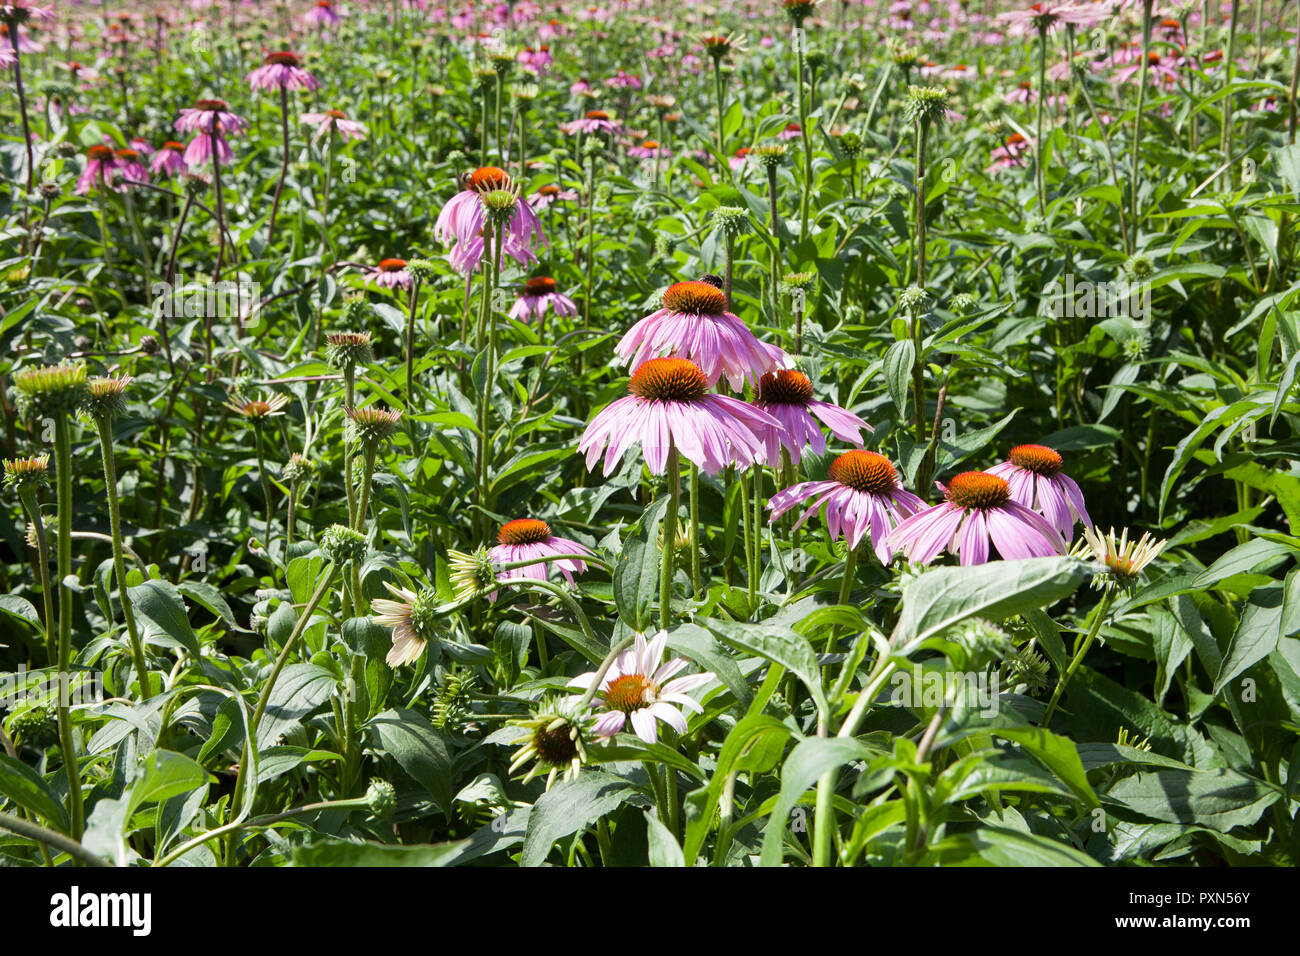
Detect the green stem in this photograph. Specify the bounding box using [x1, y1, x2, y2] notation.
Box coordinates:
[53, 417, 83, 841]
[95, 417, 150, 699]
[225, 561, 339, 864]
[1042, 590, 1116, 728]
[17, 487, 56, 667]
[660, 446, 680, 631]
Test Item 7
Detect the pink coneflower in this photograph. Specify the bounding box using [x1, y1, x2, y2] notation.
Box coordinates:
[1004, 81, 1036, 104]
[528, 183, 579, 209]
[148, 140, 187, 177]
[729, 146, 752, 171]
[568, 630, 713, 743]
[767, 450, 925, 562]
[75, 143, 116, 194]
[569, 77, 592, 95]
[560, 109, 625, 136]
[1110, 50, 1180, 86]
[247, 50, 320, 91]
[579, 357, 779, 477]
[517, 44, 552, 74]
[305, 0, 340, 26]
[604, 69, 642, 89]
[0, 3, 54, 26]
[628, 138, 671, 160]
[884, 471, 1067, 566]
[615, 280, 790, 392]
[778, 122, 803, 140]
[987, 132, 1034, 171]
[997, 1, 1102, 35]
[986, 444, 1090, 538]
[175, 98, 248, 167]
[752, 369, 872, 466]
[113, 147, 148, 184]
[487, 518, 594, 600]
[509, 276, 577, 324]
[435, 166, 546, 274]
[301, 108, 367, 143]
[365, 258, 413, 290]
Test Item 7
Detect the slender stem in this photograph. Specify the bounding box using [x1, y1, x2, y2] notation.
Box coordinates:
[0, 811, 110, 867]
[17, 487, 55, 667]
[267, 84, 291, 245]
[53, 417, 83, 841]
[9, 25, 34, 196]
[1129, 1, 1153, 248]
[94, 417, 150, 699]
[689, 463, 701, 598]
[660, 445, 680, 631]
[1042, 590, 1116, 728]
[1035, 25, 1048, 215]
[225, 561, 339, 864]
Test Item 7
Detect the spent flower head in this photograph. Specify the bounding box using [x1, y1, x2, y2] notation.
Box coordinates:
[508, 695, 589, 787]
[82, 374, 132, 420]
[344, 405, 403, 447]
[320, 524, 368, 564]
[325, 331, 374, 370]
[2, 454, 50, 492]
[904, 85, 951, 126]
[14, 363, 89, 419]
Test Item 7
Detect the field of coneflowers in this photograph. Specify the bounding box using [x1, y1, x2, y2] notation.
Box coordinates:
[0, 0, 1297, 873]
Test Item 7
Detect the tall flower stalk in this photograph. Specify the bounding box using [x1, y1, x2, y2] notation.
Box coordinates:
[5, 456, 54, 665]
[14, 364, 89, 841]
[84, 376, 151, 699]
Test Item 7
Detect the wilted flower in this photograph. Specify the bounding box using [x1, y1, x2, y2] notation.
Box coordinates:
[371, 581, 441, 667]
[2, 454, 49, 491]
[508, 696, 589, 787]
[1071, 525, 1166, 593]
[13, 363, 88, 419]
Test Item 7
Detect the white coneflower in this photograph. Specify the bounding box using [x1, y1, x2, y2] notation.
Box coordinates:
[567, 631, 713, 744]
[370, 581, 441, 667]
[224, 392, 290, 420]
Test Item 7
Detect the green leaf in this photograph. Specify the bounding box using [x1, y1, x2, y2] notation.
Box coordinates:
[665, 623, 752, 709]
[258, 663, 337, 748]
[991, 727, 1099, 807]
[520, 772, 632, 867]
[929, 826, 1101, 866]
[291, 838, 467, 866]
[644, 811, 686, 867]
[130, 750, 214, 810]
[0, 754, 71, 832]
[883, 338, 915, 419]
[369, 708, 453, 813]
[702, 617, 828, 719]
[1213, 586, 1283, 695]
[612, 496, 669, 631]
[759, 736, 875, 866]
[1105, 769, 1281, 832]
[892, 556, 1090, 652]
[128, 579, 200, 657]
